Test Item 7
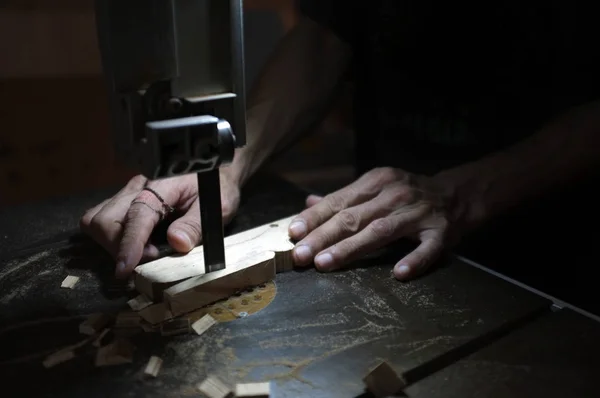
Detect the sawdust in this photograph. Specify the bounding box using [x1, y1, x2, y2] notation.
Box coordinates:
[233, 335, 388, 388]
[385, 335, 462, 357]
[0, 250, 49, 281]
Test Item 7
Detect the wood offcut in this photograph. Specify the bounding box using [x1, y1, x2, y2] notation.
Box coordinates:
[235, 382, 270, 397]
[191, 314, 217, 336]
[197, 376, 231, 398]
[60, 275, 80, 289]
[143, 355, 163, 378]
[127, 294, 153, 311]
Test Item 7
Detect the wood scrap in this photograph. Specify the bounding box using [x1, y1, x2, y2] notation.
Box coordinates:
[134, 215, 296, 300]
[160, 318, 190, 336]
[42, 348, 75, 368]
[363, 361, 406, 397]
[143, 355, 163, 378]
[95, 339, 134, 367]
[235, 381, 270, 397]
[138, 302, 173, 325]
[191, 314, 217, 336]
[79, 313, 111, 335]
[196, 375, 231, 398]
[127, 294, 153, 311]
[42, 336, 94, 368]
[60, 275, 80, 289]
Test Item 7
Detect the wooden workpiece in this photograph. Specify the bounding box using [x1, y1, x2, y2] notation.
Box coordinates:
[196, 376, 232, 398]
[235, 382, 270, 397]
[363, 361, 406, 397]
[60, 275, 80, 289]
[134, 215, 297, 301]
[143, 356, 163, 378]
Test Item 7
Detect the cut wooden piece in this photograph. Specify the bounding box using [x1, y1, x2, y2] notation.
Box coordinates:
[235, 381, 270, 397]
[95, 339, 134, 367]
[165, 252, 276, 316]
[134, 215, 296, 300]
[160, 318, 190, 336]
[127, 294, 153, 311]
[79, 313, 111, 335]
[363, 361, 406, 397]
[196, 376, 231, 398]
[191, 314, 217, 336]
[138, 303, 173, 325]
[144, 356, 163, 378]
[61, 275, 80, 289]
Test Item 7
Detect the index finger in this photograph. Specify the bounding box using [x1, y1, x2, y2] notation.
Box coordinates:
[115, 202, 161, 278]
[289, 179, 383, 241]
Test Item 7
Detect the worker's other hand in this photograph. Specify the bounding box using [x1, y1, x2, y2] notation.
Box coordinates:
[288, 167, 463, 281]
[79, 171, 240, 279]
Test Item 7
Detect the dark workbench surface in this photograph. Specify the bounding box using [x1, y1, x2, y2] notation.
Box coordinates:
[0, 174, 598, 398]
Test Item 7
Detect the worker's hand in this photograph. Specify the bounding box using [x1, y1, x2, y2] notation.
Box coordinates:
[79, 171, 240, 279]
[288, 167, 463, 281]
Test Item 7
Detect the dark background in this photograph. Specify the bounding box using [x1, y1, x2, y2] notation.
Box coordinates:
[0, 0, 355, 207]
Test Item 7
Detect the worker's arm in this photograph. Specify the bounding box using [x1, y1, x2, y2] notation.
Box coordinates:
[225, 16, 353, 187]
[288, 100, 600, 280]
[436, 100, 600, 231]
[80, 16, 352, 276]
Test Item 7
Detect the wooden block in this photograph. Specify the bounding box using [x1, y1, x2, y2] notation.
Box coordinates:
[363, 361, 406, 397]
[143, 356, 163, 378]
[191, 314, 217, 336]
[95, 339, 134, 367]
[79, 313, 111, 335]
[138, 302, 173, 325]
[134, 215, 296, 300]
[61, 275, 80, 289]
[127, 294, 153, 311]
[160, 318, 191, 336]
[235, 382, 270, 397]
[196, 376, 231, 398]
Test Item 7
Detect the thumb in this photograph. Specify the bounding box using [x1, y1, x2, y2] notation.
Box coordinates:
[167, 200, 202, 253]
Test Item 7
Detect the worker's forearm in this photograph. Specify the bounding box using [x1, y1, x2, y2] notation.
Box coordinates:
[225, 17, 352, 187]
[435, 100, 600, 230]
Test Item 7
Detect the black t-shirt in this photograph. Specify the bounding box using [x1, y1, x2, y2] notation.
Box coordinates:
[298, 0, 600, 175]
